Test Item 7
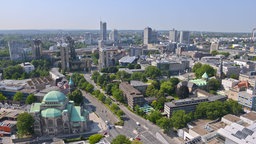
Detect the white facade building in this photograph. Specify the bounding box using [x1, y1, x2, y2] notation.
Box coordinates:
[20, 62, 35, 73]
[222, 78, 239, 90]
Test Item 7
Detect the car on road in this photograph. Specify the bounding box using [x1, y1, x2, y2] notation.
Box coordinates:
[135, 137, 141, 141]
[136, 122, 140, 126]
[103, 132, 107, 135]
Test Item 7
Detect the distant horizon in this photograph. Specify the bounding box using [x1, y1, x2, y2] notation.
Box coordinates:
[1, 0, 256, 33]
[0, 29, 252, 34]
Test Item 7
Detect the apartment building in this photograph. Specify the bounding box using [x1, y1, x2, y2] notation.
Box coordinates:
[119, 82, 145, 109]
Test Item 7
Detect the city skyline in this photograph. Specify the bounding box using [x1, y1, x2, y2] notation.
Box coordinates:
[1, 0, 256, 32]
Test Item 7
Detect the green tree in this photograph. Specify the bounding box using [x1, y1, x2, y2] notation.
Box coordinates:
[13, 92, 23, 101]
[112, 89, 124, 102]
[225, 100, 243, 115]
[194, 102, 208, 119]
[145, 66, 161, 79]
[111, 135, 131, 144]
[211, 50, 218, 56]
[230, 74, 239, 80]
[151, 96, 166, 110]
[192, 63, 202, 72]
[110, 104, 120, 112]
[17, 112, 34, 137]
[91, 52, 99, 65]
[98, 93, 106, 103]
[151, 80, 161, 90]
[69, 89, 83, 105]
[105, 97, 112, 105]
[171, 110, 191, 129]
[146, 85, 158, 97]
[0, 93, 7, 101]
[25, 94, 36, 104]
[147, 110, 162, 124]
[207, 78, 221, 92]
[92, 90, 101, 97]
[134, 64, 141, 69]
[134, 105, 145, 116]
[130, 72, 141, 81]
[89, 134, 103, 144]
[3, 65, 25, 79]
[176, 85, 189, 99]
[131, 140, 142, 144]
[169, 77, 180, 86]
[116, 110, 125, 117]
[86, 84, 94, 93]
[92, 71, 100, 83]
[116, 71, 130, 81]
[194, 64, 215, 78]
[156, 117, 172, 133]
[160, 81, 175, 95]
[194, 101, 235, 120]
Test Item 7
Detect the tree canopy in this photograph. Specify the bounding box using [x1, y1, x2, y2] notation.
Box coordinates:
[194, 100, 242, 120]
[171, 110, 192, 129]
[111, 135, 131, 144]
[156, 117, 172, 133]
[211, 50, 230, 57]
[17, 112, 34, 137]
[89, 134, 103, 144]
[192, 63, 215, 78]
[145, 66, 161, 79]
[160, 81, 175, 95]
[0, 93, 7, 101]
[147, 110, 162, 124]
[13, 92, 24, 101]
[25, 94, 36, 104]
[68, 89, 83, 105]
[207, 78, 221, 93]
[176, 85, 189, 99]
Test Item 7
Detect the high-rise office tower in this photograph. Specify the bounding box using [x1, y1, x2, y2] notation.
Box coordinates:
[144, 27, 158, 45]
[169, 29, 178, 42]
[100, 21, 107, 41]
[109, 29, 119, 42]
[32, 39, 42, 59]
[60, 45, 70, 72]
[151, 30, 158, 43]
[61, 36, 77, 72]
[144, 27, 152, 45]
[210, 42, 219, 53]
[179, 31, 190, 44]
[66, 36, 76, 60]
[8, 41, 28, 61]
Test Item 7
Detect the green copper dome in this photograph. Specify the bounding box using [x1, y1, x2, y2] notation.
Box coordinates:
[41, 108, 62, 118]
[42, 91, 67, 103]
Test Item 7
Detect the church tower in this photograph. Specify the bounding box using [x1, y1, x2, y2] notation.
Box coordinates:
[69, 76, 75, 93]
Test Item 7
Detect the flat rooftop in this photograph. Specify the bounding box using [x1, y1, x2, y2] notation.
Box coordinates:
[222, 114, 241, 123]
[0, 108, 24, 120]
[130, 80, 148, 87]
[241, 112, 256, 121]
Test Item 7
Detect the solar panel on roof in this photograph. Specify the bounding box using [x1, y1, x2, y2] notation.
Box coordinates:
[242, 128, 254, 136]
[232, 131, 248, 139]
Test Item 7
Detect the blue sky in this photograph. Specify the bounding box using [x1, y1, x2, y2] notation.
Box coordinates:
[1, 0, 256, 32]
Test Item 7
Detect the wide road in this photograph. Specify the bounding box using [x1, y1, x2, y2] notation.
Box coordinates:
[84, 74, 181, 144]
[82, 91, 119, 125]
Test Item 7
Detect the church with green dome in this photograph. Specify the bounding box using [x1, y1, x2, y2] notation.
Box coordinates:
[30, 91, 89, 136]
